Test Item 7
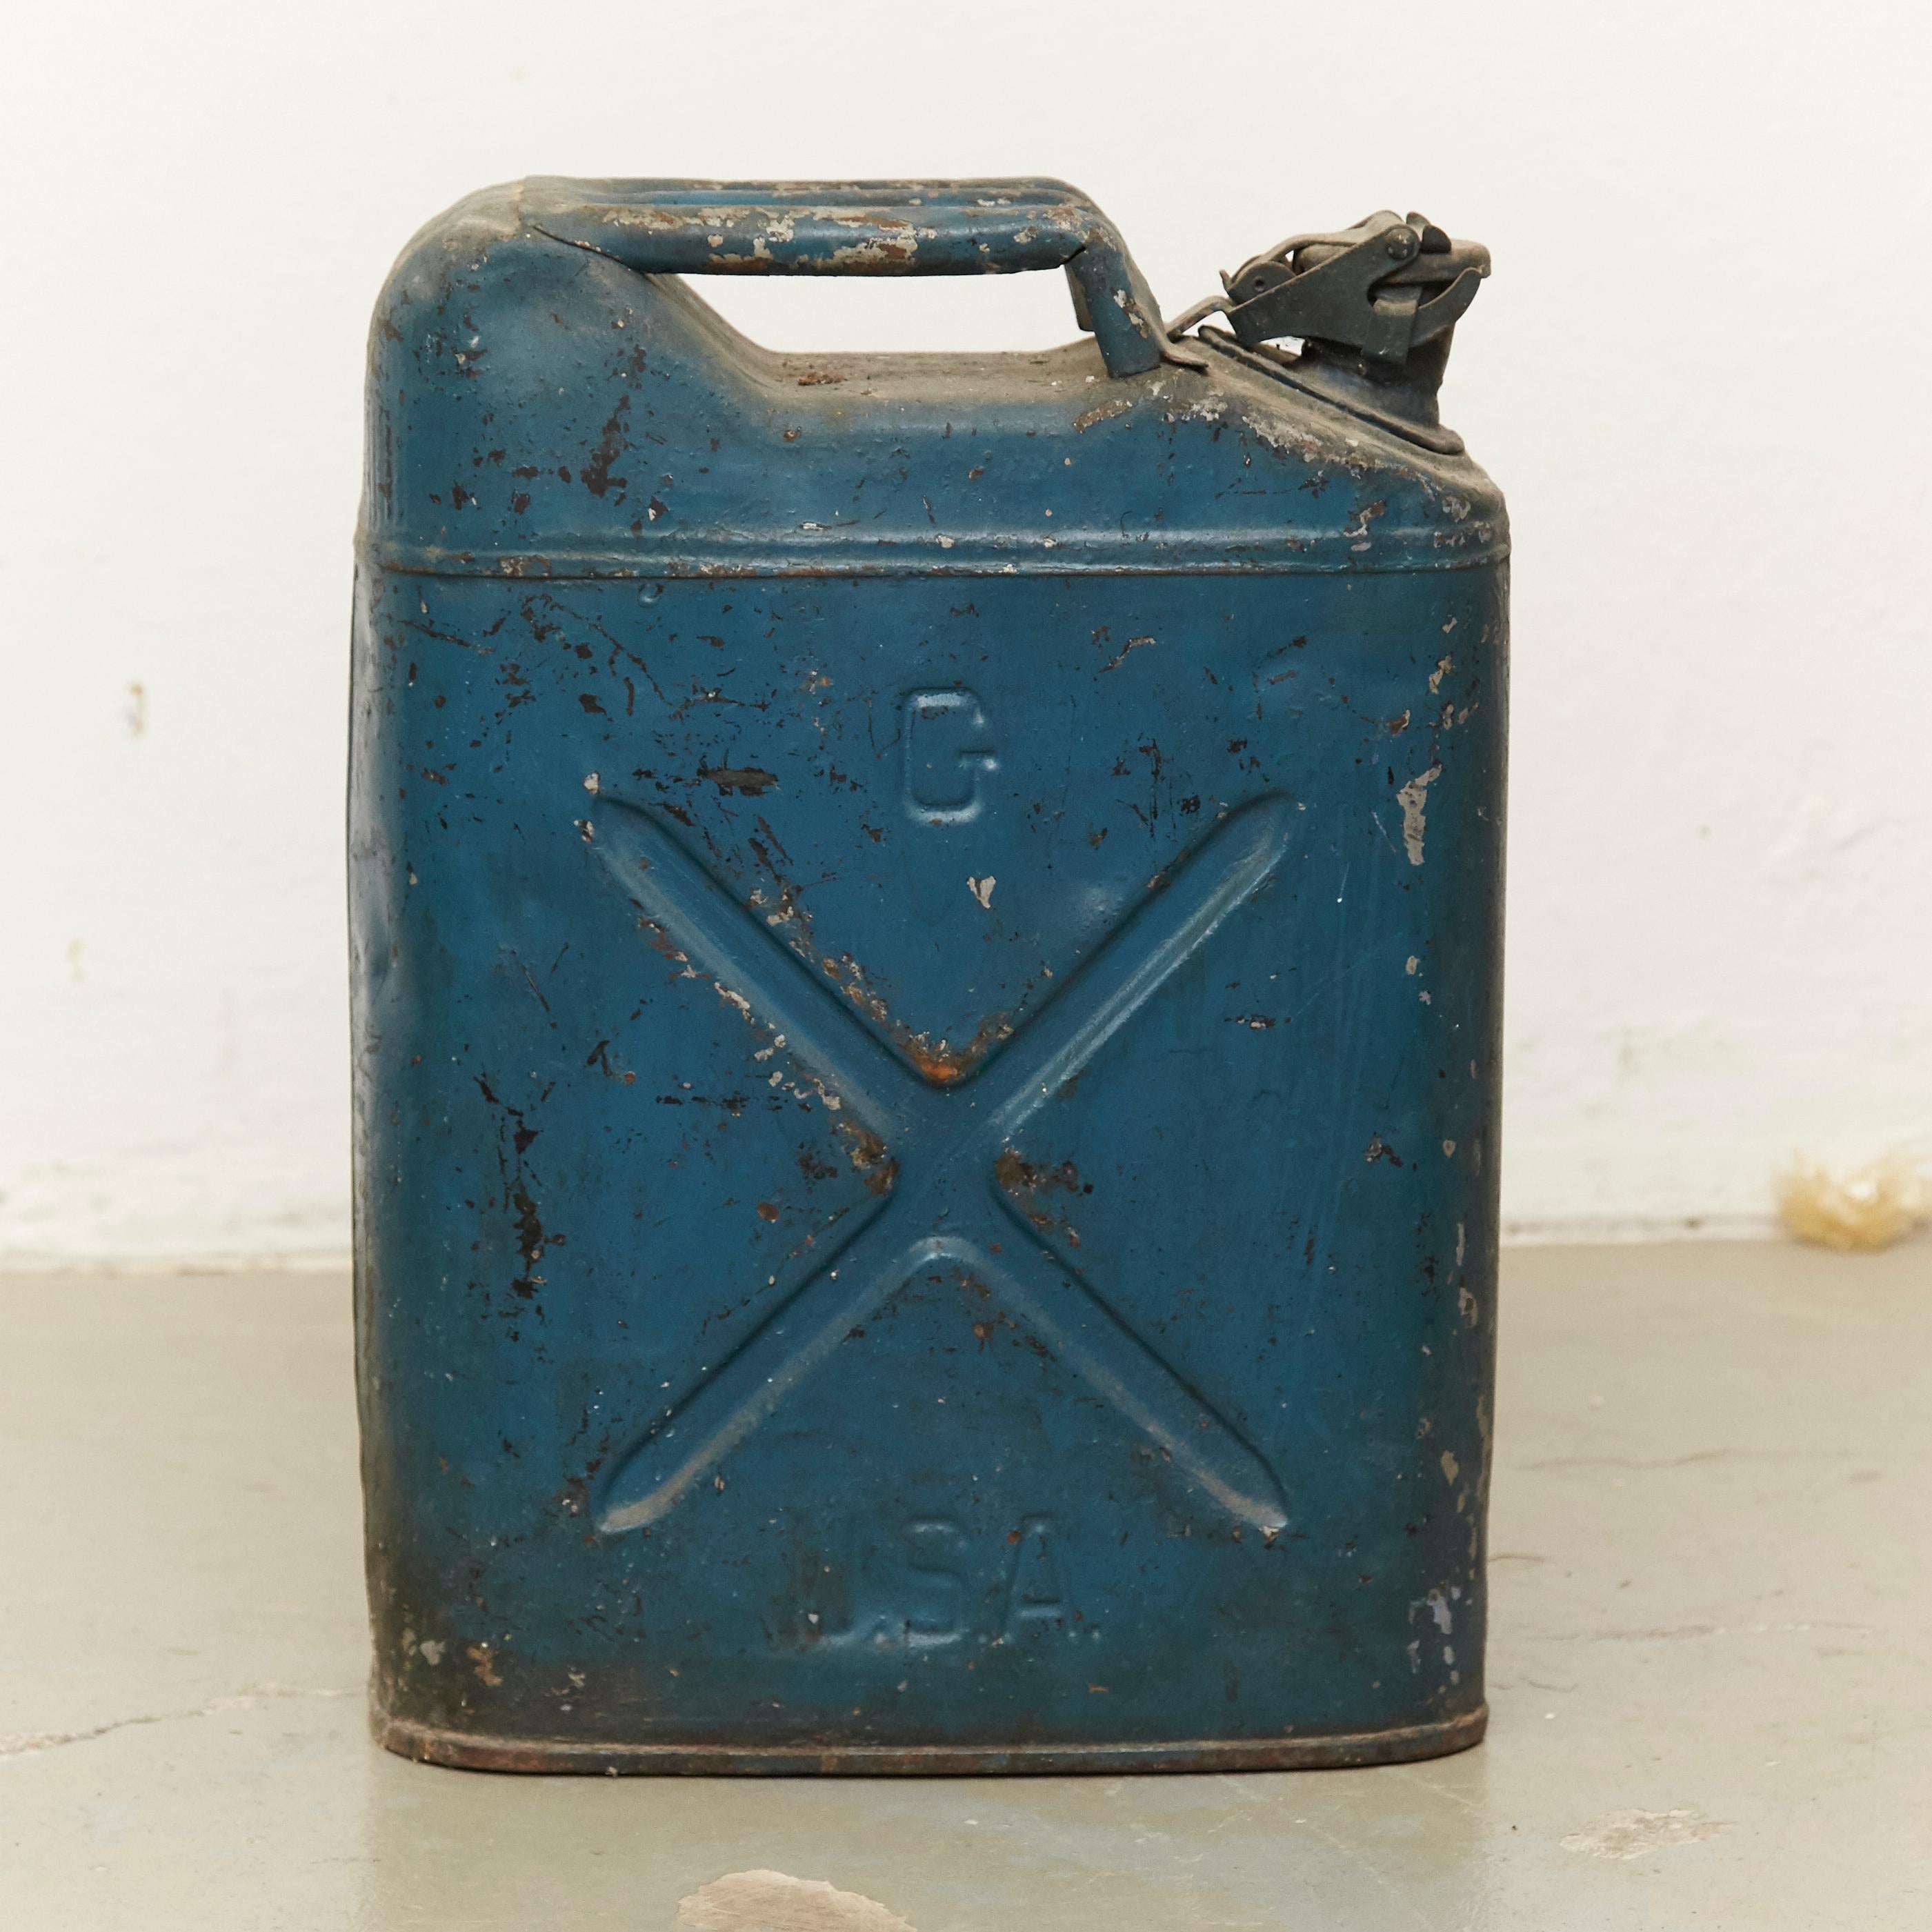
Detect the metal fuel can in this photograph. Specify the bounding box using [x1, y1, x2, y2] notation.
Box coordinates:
[351, 179, 1508, 1773]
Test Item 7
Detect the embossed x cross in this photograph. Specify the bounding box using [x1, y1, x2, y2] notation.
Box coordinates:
[590, 794, 1296, 1534]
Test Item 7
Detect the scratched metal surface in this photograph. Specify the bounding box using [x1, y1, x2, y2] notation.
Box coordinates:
[350, 179, 1508, 1769]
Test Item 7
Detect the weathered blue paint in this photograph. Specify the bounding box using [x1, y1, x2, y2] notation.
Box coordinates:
[352, 179, 1508, 1773]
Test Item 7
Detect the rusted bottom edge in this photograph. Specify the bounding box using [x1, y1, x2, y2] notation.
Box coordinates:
[374, 1702, 1486, 1777]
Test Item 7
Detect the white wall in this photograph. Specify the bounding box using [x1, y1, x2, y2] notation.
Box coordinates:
[2, 0, 1927, 1263]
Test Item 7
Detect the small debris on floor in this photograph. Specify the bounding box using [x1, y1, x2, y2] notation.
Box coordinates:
[1777, 1153, 1931, 1252]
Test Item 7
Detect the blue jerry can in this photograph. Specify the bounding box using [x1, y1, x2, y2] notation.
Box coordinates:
[352, 179, 1507, 1773]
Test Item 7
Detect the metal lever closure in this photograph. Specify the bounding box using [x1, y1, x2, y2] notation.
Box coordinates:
[1219, 211, 1488, 364]
[1168, 211, 1489, 368]
[1161, 208, 1491, 452]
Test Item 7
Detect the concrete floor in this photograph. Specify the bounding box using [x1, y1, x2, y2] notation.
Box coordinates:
[1, 1241, 1926, 1929]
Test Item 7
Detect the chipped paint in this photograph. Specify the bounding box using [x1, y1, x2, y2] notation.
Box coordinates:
[1397, 765, 1441, 865]
[1073, 395, 1133, 432]
[1098, 634, 1157, 673]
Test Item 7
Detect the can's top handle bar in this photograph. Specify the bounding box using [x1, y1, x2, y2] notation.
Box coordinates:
[521, 177, 1195, 379]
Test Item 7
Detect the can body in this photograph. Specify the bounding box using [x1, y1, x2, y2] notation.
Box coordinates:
[352, 181, 1508, 1772]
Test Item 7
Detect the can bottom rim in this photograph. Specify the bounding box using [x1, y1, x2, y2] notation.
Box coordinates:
[372, 1701, 1487, 1777]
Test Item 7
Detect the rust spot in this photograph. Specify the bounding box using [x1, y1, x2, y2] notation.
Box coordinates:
[1073, 397, 1133, 432]
[839, 1124, 899, 1197]
[965, 1298, 1017, 1351]
[994, 1151, 1085, 1197]
[908, 1046, 968, 1085]
[756, 1202, 779, 1223]
[467, 1643, 503, 1687]
[895, 1010, 1015, 1086]
[994, 1150, 1087, 1249]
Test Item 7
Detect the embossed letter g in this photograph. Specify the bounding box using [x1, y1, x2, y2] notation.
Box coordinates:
[903, 689, 997, 824]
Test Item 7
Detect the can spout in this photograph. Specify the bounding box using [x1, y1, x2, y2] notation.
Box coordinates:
[1221, 213, 1488, 370]
[1167, 212, 1490, 450]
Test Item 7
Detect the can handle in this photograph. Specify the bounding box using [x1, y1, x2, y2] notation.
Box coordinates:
[519, 176, 1188, 379]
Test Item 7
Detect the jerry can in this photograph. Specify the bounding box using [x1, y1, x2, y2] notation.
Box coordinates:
[351, 179, 1507, 1773]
